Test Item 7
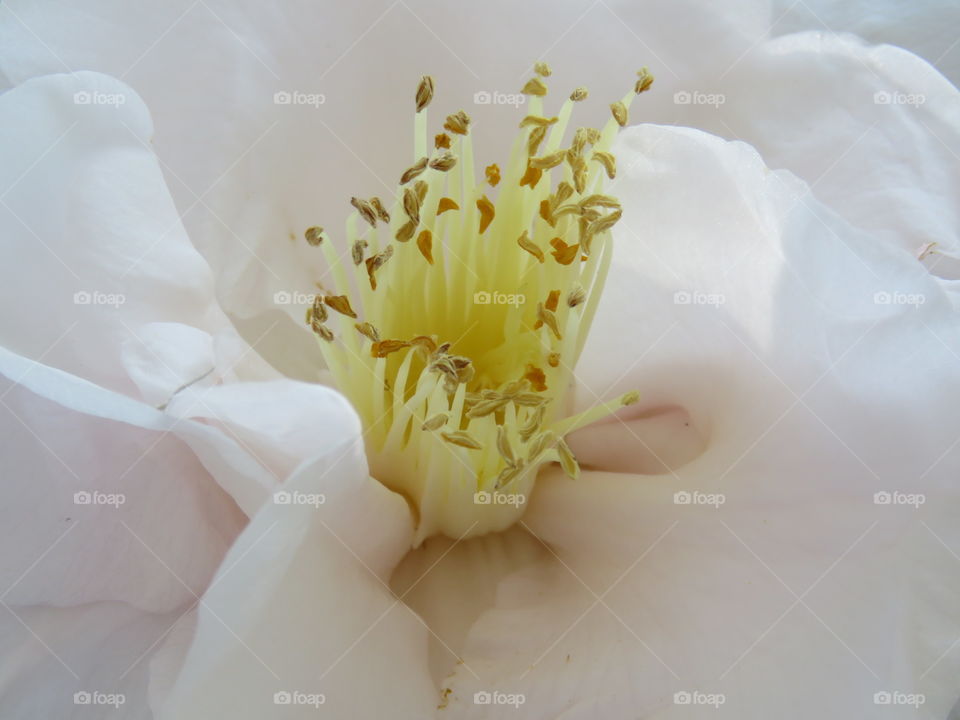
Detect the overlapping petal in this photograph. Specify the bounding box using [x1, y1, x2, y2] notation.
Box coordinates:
[434, 125, 960, 717]
[0, 71, 395, 720]
[638, 32, 960, 281]
[154, 433, 437, 720]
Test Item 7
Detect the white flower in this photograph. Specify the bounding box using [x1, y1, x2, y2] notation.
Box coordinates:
[1, 2, 959, 719]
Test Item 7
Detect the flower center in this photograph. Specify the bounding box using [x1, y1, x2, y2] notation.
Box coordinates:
[304, 65, 652, 544]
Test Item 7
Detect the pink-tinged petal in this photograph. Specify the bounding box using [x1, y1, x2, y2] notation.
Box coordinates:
[423, 126, 960, 717]
[0, 0, 773, 341]
[0, 601, 183, 719]
[639, 33, 960, 280]
[155, 437, 437, 719]
[0, 350, 245, 612]
[0, 340, 369, 606]
[0, 72, 364, 516]
[166, 378, 369, 507]
[773, 0, 960, 84]
[0, 71, 274, 400]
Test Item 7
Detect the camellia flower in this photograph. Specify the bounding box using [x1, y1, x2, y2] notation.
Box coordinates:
[1, 2, 960, 719]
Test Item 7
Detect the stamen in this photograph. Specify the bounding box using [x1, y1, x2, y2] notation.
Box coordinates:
[518, 231, 545, 263]
[350, 197, 378, 227]
[304, 226, 324, 246]
[422, 414, 448, 431]
[519, 115, 558, 129]
[400, 157, 428, 184]
[442, 431, 483, 450]
[302, 70, 649, 542]
[521, 77, 548, 96]
[429, 152, 457, 172]
[417, 229, 434, 265]
[415, 76, 434, 113]
[324, 295, 357, 318]
[592, 151, 616, 179]
[635, 67, 654, 94]
[534, 61, 552, 77]
[443, 110, 471, 136]
[403, 186, 421, 225]
[365, 246, 393, 289]
[610, 100, 628, 127]
[477, 196, 495, 233]
[370, 197, 390, 223]
[351, 239, 367, 266]
[355, 322, 380, 342]
[527, 125, 548, 156]
[437, 197, 459, 214]
[371, 339, 410, 358]
[395, 221, 416, 243]
[530, 151, 567, 170]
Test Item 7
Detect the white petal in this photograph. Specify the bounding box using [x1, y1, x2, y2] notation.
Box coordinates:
[0, 71, 356, 515]
[0, 332, 371, 605]
[0, 350, 245, 612]
[165, 378, 367, 487]
[639, 32, 960, 280]
[443, 466, 960, 718]
[0, 70, 272, 402]
[155, 437, 437, 719]
[391, 527, 553, 687]
[0, 601, 182, 719]
[0, 342, 376, 717]
[435, 126, 960, 716]
[0, 0, 775, 333]
[773, 0, 960, 85]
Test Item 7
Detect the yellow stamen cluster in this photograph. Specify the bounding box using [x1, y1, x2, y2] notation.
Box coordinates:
[304, 66, 652, 543]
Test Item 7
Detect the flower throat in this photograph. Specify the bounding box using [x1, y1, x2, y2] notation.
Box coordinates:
[304, 64, 651, 544]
